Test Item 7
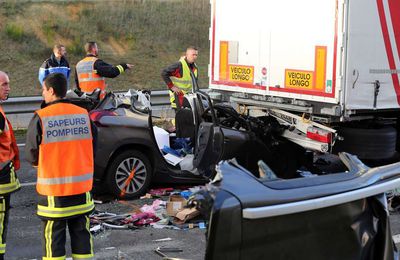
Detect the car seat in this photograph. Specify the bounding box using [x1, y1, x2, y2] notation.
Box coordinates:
[175, 97, 195, 140]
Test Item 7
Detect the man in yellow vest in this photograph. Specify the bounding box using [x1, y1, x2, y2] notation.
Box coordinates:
[25, 73, 95, 260]
[0, 71, 21, 260]
[75, 41, 133, 98]
[161, 46, 199, 109]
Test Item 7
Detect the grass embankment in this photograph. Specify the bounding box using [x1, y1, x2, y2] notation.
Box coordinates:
[0, 0, 210, 96]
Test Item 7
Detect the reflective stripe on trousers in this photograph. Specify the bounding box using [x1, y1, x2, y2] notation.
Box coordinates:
[37, 192, 94, 218]
[43, 215, 93, 259]
[0, 195, 10, 256]
[0, 165, 20, 194]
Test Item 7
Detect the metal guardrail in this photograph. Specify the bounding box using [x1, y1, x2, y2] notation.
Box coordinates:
[3, 89, 208, 128]
[2, 90, 171, 114]
[2, 90, 173, 129]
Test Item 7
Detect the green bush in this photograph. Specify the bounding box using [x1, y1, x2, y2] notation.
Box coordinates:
[4, 23, 24, 42]
[69, 38, 85, 56]
[42, 21, 56, 43]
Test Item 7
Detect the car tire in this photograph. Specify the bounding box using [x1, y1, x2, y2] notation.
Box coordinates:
[106, 150, 152, 199]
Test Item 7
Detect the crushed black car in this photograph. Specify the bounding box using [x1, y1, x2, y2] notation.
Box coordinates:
[190, 153, 400, 260]
[68, 89, 318, 199]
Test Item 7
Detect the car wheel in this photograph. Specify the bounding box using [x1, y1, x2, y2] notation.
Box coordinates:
[106, 150, 152, 199]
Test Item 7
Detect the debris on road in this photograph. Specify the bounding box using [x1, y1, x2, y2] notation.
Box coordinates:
[90, 224, 102, 233]
[175, 208, 200, 224]
[152, 237, 172, 242]
[166, 195, 187, 216]
[154, 247, 183, 259]
[89, 187, 208, 235]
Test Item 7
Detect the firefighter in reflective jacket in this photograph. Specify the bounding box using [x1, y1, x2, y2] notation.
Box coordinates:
[75, 41, 133, 99]
[0, 71, 21, 260]
[25, 73, 95, 260]
[161, 46, 198, 109]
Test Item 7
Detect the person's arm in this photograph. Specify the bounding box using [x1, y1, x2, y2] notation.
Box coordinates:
[65, 59, 71, 81]
[0, 111, 20, 170]
[0, 112, 5, 135]
[161, 61, 183, 90]
[8, 122, 20, 170]
[25, 114, 42, 166]
[94, 59, 130, 78]
[38, 60, 49, 86]
[74, 67, 80, 91]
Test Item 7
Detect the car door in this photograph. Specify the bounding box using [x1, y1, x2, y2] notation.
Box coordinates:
[210, 103, 253, 161]
[191, 91, 224, 176]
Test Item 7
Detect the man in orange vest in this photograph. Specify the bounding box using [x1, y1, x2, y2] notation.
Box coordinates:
[0, 71, 21, 260]
[75, 41, 133, 98]
[25, 73, 95, 259]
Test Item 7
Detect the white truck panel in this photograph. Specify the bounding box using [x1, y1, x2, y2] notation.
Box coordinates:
[210, 0, 400, 114]
[210, 0, 339, 104]
[345, 0, 400, 110]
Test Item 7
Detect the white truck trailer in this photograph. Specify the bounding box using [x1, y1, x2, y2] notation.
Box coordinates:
[208, 0, 400, 160]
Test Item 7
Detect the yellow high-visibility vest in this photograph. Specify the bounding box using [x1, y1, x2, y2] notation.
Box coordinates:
[169, 58, 198, 108]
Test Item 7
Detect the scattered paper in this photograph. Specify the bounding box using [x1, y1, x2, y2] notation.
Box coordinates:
[164, 153, 184, 166]
[90, 225, 102, 232]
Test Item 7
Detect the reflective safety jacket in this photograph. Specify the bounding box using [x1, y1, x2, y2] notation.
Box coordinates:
[169, 58, 198, 108]
[38, 53, 70, 87]
[76, 56, 106, 97]
[0, 106, 20, 195]
[36, 102, 94, 197]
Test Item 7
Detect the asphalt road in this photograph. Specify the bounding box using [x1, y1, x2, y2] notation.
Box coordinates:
[6, 145, 206, 260]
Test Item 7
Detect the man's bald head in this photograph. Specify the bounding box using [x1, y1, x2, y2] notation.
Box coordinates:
[0, 71, 10, 101]
[185, 46, 198, 64]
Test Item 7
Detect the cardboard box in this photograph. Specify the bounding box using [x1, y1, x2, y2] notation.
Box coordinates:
[175, 207, 200, 223]
[166, 195, 187, 216]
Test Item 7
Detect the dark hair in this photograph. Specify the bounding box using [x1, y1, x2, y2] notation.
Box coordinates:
[44, 73, 67, 98]
[85, 41, 97, 53]
[53, 44, 65, 51]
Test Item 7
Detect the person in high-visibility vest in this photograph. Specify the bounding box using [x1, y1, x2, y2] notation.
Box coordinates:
[0, 71, 21, 260]
[25, 73, 96, 260]
[75, 41, 133, 99]
[161, 46, 199, 109]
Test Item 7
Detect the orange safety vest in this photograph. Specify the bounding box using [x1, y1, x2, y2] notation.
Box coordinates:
[0, 106, 20, 195]
[0, 106, 19, 170]
[36, 102, 93, 196]
[76, 56, 106, 97]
